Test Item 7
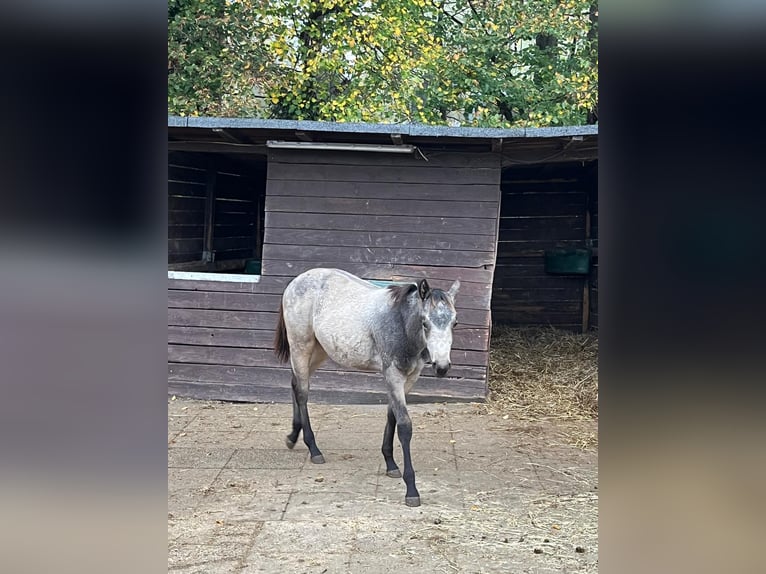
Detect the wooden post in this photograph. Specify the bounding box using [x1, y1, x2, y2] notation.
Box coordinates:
[581, 202, 591, 333]
[202, 163, 216, 263]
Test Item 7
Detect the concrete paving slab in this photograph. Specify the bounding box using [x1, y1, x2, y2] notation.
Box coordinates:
[168, 542, 244, 573]
[168, 398, 598, 573]
[196, 492, 291, 522]
[169, 415, 197, 432]
[240, 551, 351, 574]
[251, 520, 355, 555]
[225, 448, 306, 470]
[168, 447, 235, 469]
[170, 430, 252, 448]
[212, 468, 300, 495]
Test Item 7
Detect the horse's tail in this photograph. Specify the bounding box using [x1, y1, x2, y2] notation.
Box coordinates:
[274, 300, 290, 363]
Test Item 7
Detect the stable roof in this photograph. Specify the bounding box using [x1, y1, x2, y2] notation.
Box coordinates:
[169, 116, 597, 166]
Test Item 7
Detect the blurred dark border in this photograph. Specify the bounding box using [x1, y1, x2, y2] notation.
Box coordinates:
[0, 5, 168, 574]
[601, 11, 766, 574]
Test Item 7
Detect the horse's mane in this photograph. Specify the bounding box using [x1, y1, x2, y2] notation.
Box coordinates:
[387, 283, 417, 306]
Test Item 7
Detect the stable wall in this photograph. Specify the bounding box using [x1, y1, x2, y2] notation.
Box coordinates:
[169, 147, 502, 403]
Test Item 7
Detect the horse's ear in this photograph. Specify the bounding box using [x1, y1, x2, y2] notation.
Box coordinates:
[447, 280, 460, 300]
[417, 279, 431, 300]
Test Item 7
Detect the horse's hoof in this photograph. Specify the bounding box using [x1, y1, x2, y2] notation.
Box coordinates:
[310, 454, 325, 464]
[285, 437, 296, 450]
[386, 469, 402, 478]
[405, 496, 421, 507]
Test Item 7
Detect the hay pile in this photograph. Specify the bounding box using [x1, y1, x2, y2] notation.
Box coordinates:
[485, 326, 598, 422]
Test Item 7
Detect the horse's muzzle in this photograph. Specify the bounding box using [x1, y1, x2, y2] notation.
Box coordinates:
[434, 363, 450, 378]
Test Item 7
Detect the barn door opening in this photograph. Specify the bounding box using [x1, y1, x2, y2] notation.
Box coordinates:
[492, 160, 598, 331]
[168, 151, 267, 275]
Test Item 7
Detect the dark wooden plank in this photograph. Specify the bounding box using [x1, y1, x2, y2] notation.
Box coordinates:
[214, 211, 257, 226]
[265, 212, 497, 236]
[169, 180, 206, 197]
[262, 244, 496, 268]
[492, 286, 584, 302]
[268, 162, 500, 185]
[500, 192, 586, 217]
[453, 327, 490, 352]
[266, 196, 498, 219]
[500, 180, 585, 192]
[169, 275, 288, 293]
[168, 326, 274, 349]
[169, 195, 205, 212]
[213, 236, 255, 252]
[168, 225, 206, 239]
[168, 362, 487, 390]
[498, 215, 585, 239]
[168, 304, 487, 330]
[167, 324, 487, 353]
[267, 180, 500, 202]
[169, 210, 206, 225]
[215, 198, 256, 214]
[168, 345, 485, 377]
[215, 248, 256, 261]
[447, 349, 488, 367]
[496, 239, 586, 257]
[490, 301, 581, 313]
[168, 380, 485, 404]
[169, 252, 202, 264]
[270, 149, 500, 169]
[168, 308, 277, 329]
[263, 228, 497, 252]
[261, 260, 494, 285]
[493, 277, 586, 293]
[214, 223, 256, 237]
[169, 345, 276, 367]
[169, 238, 204, 255]
[169, 165, 207, 184]
[168, 290, 281, 312]
[492, 311, 582, 325]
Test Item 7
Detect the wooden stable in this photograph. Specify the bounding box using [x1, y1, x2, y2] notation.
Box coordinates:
[168, 118, 598, 403]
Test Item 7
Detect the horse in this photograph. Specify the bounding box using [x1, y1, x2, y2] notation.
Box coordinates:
[273, 268, 459, 507]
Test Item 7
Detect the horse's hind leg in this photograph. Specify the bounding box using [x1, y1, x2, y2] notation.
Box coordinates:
[285, 386, 301, 450]
[381, 406, 401, 478]
[288, 342, 327, 464]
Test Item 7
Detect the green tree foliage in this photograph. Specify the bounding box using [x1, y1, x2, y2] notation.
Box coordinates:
[168, 0, 598, 127]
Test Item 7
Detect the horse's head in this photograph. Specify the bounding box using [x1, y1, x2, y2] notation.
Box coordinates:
[418, 279, 460, 377]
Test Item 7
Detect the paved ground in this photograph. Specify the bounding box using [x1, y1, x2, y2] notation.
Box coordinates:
[169, 398, 598, 573]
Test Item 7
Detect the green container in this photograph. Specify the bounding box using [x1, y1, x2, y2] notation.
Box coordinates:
[244, 260, 262, 275]
[544, 248, 591, 275]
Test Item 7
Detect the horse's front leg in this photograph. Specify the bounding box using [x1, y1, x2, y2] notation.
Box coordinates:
[384, 366, 421, 507]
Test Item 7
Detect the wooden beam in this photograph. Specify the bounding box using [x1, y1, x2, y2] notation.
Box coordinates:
[202, 164, 216, 263]
[581, 201, 592, 333]
[295, 131, 312, 142]
[167, 141, 268, 154]
[212, 128, 245, 144]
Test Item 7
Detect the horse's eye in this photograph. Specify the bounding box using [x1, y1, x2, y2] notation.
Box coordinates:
[422, 321, 430, 332]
